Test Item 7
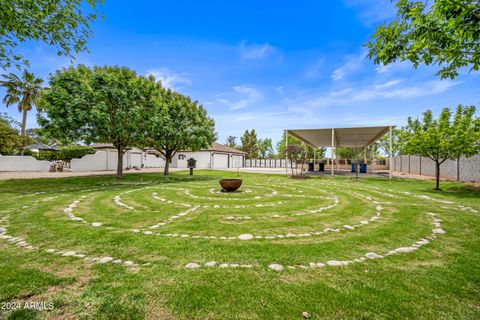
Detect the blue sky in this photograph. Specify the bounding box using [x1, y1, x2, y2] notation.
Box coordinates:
[2, 0, 479, 148]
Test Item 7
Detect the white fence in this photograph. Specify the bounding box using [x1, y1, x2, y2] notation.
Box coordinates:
[245, 159, 296, 168]
[0, 156, 51, 172]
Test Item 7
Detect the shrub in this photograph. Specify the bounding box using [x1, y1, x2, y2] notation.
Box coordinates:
[35, 146, 95, 162]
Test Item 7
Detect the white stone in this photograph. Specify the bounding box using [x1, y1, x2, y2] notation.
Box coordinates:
[433, 228, 446, 234]
[124, 260, 134, 266]
[395, 247, 416, 253]
[46, 249, 55, 253]
[219, 263, 228, 268]
[268, 264, 284, 271]
[326, 260, 344, 266]
[62, 251, 76, 257]
[205, 261, 217, 267]
[112, 259, 122, 264]
[365, 252, 383, 259]
[185, 263, 200, 269]
[91, 222, 103, 227]
[238, 234, 254, 240]
[316, 263, 325, 267]
[99, 257, 114, 263]
[344, 225, 354, 230]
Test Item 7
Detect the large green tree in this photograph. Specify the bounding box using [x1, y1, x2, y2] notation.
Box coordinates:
[0, 113, 29, 155]
[240, 129, 259, 159]
[0, 0, 103, 69]
[38, 65, 160, 178]
[143, 89, 216, 175]
[258, 138, 274, 158]
[366, 0, 480, 79]
[400, 105, 480, 190]
[225, 135, 238, 149]
[0, 70, 43, 154]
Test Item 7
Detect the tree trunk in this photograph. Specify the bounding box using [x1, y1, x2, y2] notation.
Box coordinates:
[435, 160, 441, 191]
[116, 147, 124, 179]
[164, 156, 171, 175]
[19, 108, 27, 155]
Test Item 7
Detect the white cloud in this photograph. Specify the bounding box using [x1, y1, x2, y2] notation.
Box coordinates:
[146, 68, 192, 90]
[289, 79, 461, 111]
[331, 53, 365, 81]
[216, 85, 263, 110]
[239, 41, 277, 60]
[275, 86, 285, 95]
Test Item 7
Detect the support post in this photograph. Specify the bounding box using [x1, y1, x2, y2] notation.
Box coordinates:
[285, 130, 288, 175]
[389, 126, 393, 179]
[331, 128, 335, 176]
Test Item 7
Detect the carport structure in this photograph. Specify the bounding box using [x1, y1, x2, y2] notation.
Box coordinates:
[285, 126, 395, 178]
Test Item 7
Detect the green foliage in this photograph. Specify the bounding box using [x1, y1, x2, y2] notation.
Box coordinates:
[366, 0, 480, 79]
[400, 105, 480, 189]
[285, 144, 306, 175]
[143, 89, 216, 175]
[26, 127, 63, 146]
[378, 129, 401, 156]
[35, 145, 95, 162]
[38, 65, 160, 178]
[225, 136, 238, 149]
[0, 0, 103, 70]
[0, 113, 27, 155]
[258, 138, 274, 158]
[240, 129, 259, 159]
[0, 70, 43, 141]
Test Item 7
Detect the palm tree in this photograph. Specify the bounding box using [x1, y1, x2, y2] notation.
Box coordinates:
[0, 70, 43, 154]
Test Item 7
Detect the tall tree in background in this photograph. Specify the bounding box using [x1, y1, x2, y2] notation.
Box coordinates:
[38, 65, 159, 178]
[277, 131, 325, 159]
[225, 136, 238, 149]
[378, 129, 402, 157]
[400, 105, 480, 190]
[0, 70, 43, 154]
[258, 138, 274, 158]
[144, 89, 216, 175]
[240, 129, 259, 159]
[0, 113, 29, 155]
[0, 0, 103, 69]
[366, 0, 479, 79]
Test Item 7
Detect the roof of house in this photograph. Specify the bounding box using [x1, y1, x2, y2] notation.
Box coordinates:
[203, 142, 247, 155]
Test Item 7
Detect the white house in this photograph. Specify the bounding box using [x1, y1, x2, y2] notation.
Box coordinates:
[171, 142, 246, 169]
[71, 144, 164, 171]
[69, 142, 245, 171]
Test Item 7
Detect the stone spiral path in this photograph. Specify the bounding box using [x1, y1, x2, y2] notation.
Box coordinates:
[0, 176, 468, 274]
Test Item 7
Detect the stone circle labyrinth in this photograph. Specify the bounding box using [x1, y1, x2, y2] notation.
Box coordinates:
[0, 176, 474, 273]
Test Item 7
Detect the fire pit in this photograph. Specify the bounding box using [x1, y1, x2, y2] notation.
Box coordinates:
[219, 179, 243, 192]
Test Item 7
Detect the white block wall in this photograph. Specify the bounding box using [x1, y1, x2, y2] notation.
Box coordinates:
[0, 156, 51, 172]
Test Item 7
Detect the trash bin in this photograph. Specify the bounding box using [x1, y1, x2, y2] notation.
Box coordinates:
[351, 163, 357, 173]
[319, 163, 325, 172]
[308, 162, 314, 171]
[360, 163, 367, 173]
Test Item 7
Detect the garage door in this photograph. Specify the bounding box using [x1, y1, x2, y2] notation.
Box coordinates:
[213, 153, 229, 168]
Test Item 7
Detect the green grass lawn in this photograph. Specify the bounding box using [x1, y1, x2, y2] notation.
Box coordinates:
[0, 170, 479, 319]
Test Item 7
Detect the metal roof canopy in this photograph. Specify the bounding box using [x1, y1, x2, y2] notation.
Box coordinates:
[287, 126, 394, 148]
